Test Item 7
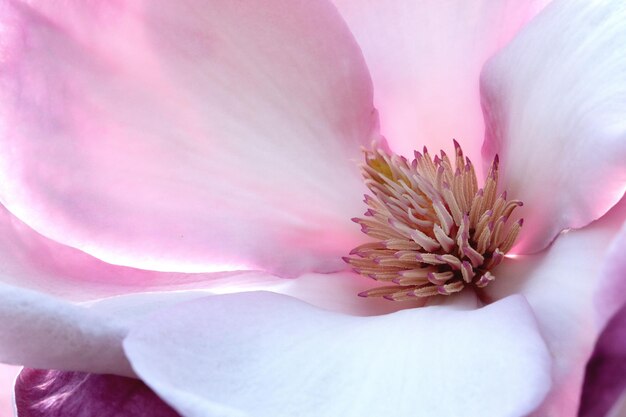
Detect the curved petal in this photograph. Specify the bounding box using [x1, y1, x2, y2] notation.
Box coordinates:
[595, 212, 626, 324]
[578, 208, 626, 417]
[0, 0, 376, 277]
[579, 302, 626, 417]
[15, 369, 179, 417]
[124, 292, 551, 417]
[87, 272, 414, 322]
[480, 0, 626, 254]
[0, 282, 133, 376]
[331, 0, 549, 167]
[0, 202, 279, 301]
[484, 196, 626, 417]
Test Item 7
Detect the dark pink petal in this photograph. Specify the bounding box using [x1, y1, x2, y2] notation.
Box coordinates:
[0, 0, 376, 277]
[331, 0, 549, 168]
[15, 368, 179, 417]
[481, 1, 626, 254]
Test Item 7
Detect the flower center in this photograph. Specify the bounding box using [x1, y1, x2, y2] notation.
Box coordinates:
[344, 140, 523, 301]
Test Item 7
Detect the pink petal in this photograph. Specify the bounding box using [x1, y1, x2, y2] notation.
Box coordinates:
[331, 0, 549, 168]
[485, 197, 626, 417]
[124, 292, 551, 417]
[0, 202, 280, 301]
[0, 0, 376, 277]
[481, 1, 626, 254]
[15, 368, 179, 417]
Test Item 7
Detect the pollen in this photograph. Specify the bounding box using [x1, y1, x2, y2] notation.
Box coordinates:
[344, 140, 523, 301]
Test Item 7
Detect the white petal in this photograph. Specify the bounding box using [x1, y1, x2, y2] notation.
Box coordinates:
[124, 292, 551, 417]
[0, 283, 132, 377]
[0, 0, 376, 277]
[331, 0, 549, 166]
[481, 0, 626, 254]
[485, 197, 626, 416]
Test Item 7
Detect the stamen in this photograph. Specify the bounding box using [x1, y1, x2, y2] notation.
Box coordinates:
[345, 141, 523, 301]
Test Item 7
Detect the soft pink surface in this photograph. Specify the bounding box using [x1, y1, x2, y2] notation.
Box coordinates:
[481, 0, 626, 255]
[331, 0, 550, 170]
[0, 0, 376, 277]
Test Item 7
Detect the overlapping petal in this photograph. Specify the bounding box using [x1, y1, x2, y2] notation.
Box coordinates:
[577, 212, 626, 417]
[485, 197, 626, 416]
[578, 302, 626, 417]
[0, 282, 132, 376]
[124, 292, 551, 417]
[595, 212, 626, 324]
[481, 0, 626, 254]
[0, 202, 280, 301]
[331, 0, 549, 167]
[0, 0, 377, 277]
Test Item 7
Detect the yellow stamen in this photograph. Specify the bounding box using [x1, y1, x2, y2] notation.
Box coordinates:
[345, 140, 523, 301]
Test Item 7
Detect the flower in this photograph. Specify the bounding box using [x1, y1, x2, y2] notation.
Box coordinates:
[0, 0, 625, 416]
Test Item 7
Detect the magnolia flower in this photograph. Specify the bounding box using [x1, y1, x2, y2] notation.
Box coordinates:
[0, 0, 625, 416]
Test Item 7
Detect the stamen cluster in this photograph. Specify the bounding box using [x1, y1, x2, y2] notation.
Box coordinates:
[344, 140, 523, 301]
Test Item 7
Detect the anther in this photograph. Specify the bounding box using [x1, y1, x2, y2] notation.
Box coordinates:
[345, 141, 524, 301]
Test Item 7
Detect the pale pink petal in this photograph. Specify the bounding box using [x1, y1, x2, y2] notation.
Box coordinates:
[331, 0, 549, 167]
[481, 0, 626, 254]
[0, 283, 133, 376]
[0, 0, 376, 277]
[15, 369, 179, 417]
[124, 292, 551, 417]
[0, 202, 281, 301]
[484, 197, 626, 417]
